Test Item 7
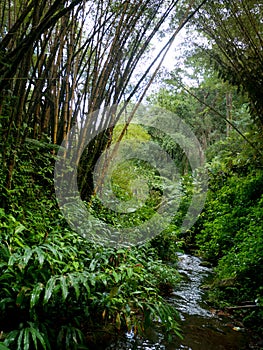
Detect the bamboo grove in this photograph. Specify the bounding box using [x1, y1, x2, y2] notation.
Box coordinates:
[0, 0, 208, 206]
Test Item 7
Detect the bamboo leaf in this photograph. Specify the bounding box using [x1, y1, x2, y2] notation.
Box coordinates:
[66, 327, 71, 349]
[68, 274, 80, 299]
[30, 283, 44, 309]
[60, 276, 68, 301]
[44, 276, 57, 304]
[23, 247, 33, 266]
[89, 259, 97, 271]
[42, 244, 59, 258]
[17, 329, 24, 350]
[23, 328, 30, 350]
[35, 330, 47, 350]
[28, 322, 47, 350]
[73, 282, 80, 300]
[35, 247, 45, 266]
[80, 276, 90, 297]
[29, 326, 38, 349]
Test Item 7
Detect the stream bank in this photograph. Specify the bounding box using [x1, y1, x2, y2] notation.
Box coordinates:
[104, 253, 254, 349]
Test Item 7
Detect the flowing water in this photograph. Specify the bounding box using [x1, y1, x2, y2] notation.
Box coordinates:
[105, 253, 251, 350]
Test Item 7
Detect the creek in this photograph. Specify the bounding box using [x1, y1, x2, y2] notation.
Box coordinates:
[105, 252, 251, 350]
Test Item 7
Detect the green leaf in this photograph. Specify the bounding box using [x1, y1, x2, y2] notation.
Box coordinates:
[80, 276, 90, 297]
[14, 223, 26, 235]
[0, 343, 11, 350]
[112, 270, 120, 283]
[42, 244, 59, 258]
[60, 276, 68, 301]
[73, 282, 80, 300]
[3, 330, 19, 346]
[65, 327, 71, 350]
[89, 273, 96, 286]
[0, 273, 14, 283]
[127, 267, 133, 278]
[23, 328, 30, 350]
[30, 283, 44, 309]
[35, 247, 45, 266]
[29, 325, 38, 349]
[27, 322, 48, 350]
[44, 276, 57, 304]
[68, 274, 80, 299]
[23, 247, 33, 266]
[89, 259, 97, 271]
[31, 328, 47, 350]
[17, 329, 24, 350]
[8, 254, 18, 266]
[116, 249, 127, 254]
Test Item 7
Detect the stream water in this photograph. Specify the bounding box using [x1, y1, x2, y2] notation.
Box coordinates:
[105, 253, 252, 350]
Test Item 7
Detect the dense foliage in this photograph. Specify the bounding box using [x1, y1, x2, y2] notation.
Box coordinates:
[0, 1, 209, 348]
[184, 1, 263, 332]
[0, 144, 183, 349]
[150, 39, 263, 332]
[195, 129, 263, 330]
[1, 0, 263, 348]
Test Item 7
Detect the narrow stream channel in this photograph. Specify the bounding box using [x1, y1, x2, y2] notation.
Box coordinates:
[105, 253, 251, 350]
